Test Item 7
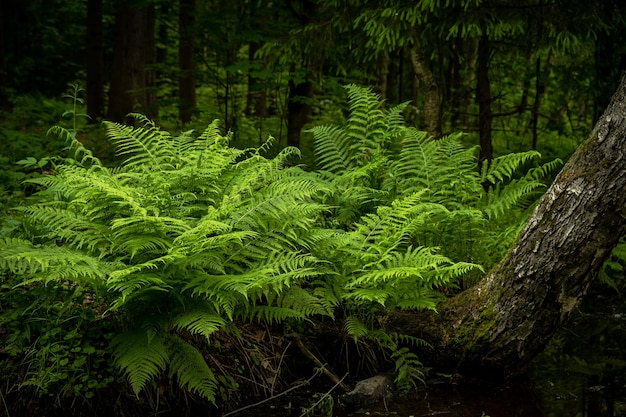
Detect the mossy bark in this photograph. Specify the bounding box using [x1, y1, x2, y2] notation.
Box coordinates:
[393, 73, 626, 377]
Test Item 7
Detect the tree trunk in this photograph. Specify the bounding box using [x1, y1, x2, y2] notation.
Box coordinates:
[392, 73, 626, 378]
[409, 44, 442, 139]
[86, 0, 105, 122]
[448, 36, 463, 127]
[107, 0, 156, 124]
[377, 52, 389, 105]
[0, 0, 11, 112]
[476, 33, 492, 165]
[286, 69, 313, 148]
[245, 41, 267, 118]
[178, 0, 196, 124]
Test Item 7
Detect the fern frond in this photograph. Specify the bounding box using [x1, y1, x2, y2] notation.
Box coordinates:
[310, 125, 353, 173]
[111, 329, 169, 396]
[105, 115, 175, 171]
[480, 150, 541, 185]
[166, 334, 218, 402]
[47, 125, 103, 167]
[171, 310, 225, 340]
[392, 347, 424, 391]
[343, 316, 369, 339]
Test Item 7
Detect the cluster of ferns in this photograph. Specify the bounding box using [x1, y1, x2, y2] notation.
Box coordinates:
[0, 85, 560, 402]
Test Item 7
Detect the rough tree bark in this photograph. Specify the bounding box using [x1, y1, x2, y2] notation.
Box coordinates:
[107, 0, 157, 124]
[392, 73, 626, 378]
[409, 43, 442, 139]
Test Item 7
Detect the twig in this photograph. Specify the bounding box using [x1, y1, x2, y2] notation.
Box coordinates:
[271, 341, 292, 395]
[288, 332, 350, 392]
[299, 372, 349, 417]
[222, 367, 323, 417]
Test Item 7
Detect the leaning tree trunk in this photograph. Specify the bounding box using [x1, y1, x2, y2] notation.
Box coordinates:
[393, 72, 626, 378]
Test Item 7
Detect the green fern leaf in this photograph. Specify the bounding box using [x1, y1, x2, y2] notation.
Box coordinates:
[166, 334, 218, 402]
[111, 329, 169, 396]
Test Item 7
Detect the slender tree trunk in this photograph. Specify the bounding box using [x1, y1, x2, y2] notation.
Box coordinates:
[0, 0, 10, 111]
[530, 57, 542, 149]
[107, 1, 156, 124]
[287, 67, 314, 148]
[386, 50, 400, 105]
[155, 1, 172, 104]
[378, 52, 389, 104]
[86, 0, 104, 122]
[459, 38, 478, 130]
[477, 33, 492, 165]
[245, 41, 267, 118]
[144, 6, 157, 121]
[448, 36, 463, 127]
[392, 73, 626, 378]
[178, 0, 196, 123]
[409, 43, 442, 139]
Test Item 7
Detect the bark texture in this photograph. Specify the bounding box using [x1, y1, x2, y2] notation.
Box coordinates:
[393, 73, 626, 378]
[107, 1, 156, 124]
[409, 45, 442, 139]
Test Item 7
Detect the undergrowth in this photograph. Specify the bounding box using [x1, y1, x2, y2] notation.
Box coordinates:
[0, 85, 561, 414]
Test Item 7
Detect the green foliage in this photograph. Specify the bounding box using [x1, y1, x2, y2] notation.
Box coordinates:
[311, 85, 561, 271]
[1, 116, 332, 403]
[0, 85, 561, 407]
[0, 272, 117, 399]
[343, 315, 428, 391]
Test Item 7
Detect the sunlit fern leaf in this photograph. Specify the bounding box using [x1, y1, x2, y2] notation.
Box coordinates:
[171, 309, 225, 340]
[480, 150, 541, 185]
[310, 125, 353, 173]
[245, 306, 308, 323]
[111, 329, 169, 397]
[482, 158, 562, 220]
[166, 334, 218, 402]
[344, 288, 390, 305]
[0, 241, 110, 285]
[106, 273, 171, 309]
[345, 84, 386, 150]
[105, 114, 175, 171]
[47, 125, 103, 167]
[279, 286, 331, 316]
[19, 205, 113, 252]
[393, 292, 440, 311]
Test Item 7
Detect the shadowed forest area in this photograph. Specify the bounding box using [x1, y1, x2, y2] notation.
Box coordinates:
[2, 1, 626, 416]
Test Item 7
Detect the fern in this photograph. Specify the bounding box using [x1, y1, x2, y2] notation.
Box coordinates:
[3, 87, 562, 404]
[166, 334, 218, 401]
[111, 328, 169, 397]
[3, 119, 338, 403]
